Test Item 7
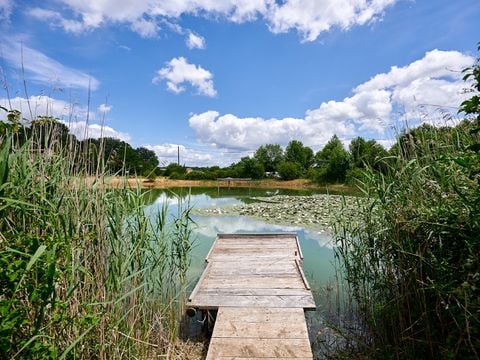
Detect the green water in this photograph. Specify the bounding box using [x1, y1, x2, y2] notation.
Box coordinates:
[145, 187, 342, 354]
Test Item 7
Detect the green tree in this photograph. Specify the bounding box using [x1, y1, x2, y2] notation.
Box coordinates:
[136, 147, 159, 176]
[284, 140, 314, 172]
[254, 144, 284, 172]
[164, 163, 186, 178]
[315, 135, 351, 183]
[277, 161, 302, 180]
[236, 157, 264, 179]
[349, 137, 388, 170]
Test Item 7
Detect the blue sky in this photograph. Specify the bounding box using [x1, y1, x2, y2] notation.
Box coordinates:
[1, 0, 479, 166]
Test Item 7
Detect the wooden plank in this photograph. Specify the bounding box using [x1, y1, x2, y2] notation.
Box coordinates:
[217, 233, 298, 239]
[213, 357, 312, 360]
[212, 321, 308, 339]
[202, 277, 306, 289]
[207, 254, 296, 261]
[212, 317, 308, 339]
[206, 338, 313, 359]
[196, 288, 311, 296]
[212, 244, 298, 251]
[210, 249, 298, 256]
[217, 306, 305, 320]
[190, 294, 316, 309]
[216, 238, 297, 244]
[209, 263, 298, 276]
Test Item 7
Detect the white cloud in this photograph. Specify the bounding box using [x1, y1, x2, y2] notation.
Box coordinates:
[355, 49, 473, 115]
[0, 95, 129, 142]
[186, 31, 206, 49]
[26, 7, 88, 34]
[130, 18, 159, 38]
[266, 0, 397, 42]
[1, 95, 87, 120]
[64, 121, 131, 142]
[26, 0, 399, 42]
[1, 37, 100, 90]
[189, 50, 474, 151]
[145, 143, 214, 167]
[98, 103, 112, 113]
[0, 0, 12, 19]
[153, 57, 217, 97]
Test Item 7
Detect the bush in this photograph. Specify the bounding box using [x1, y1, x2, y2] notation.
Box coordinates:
[277, 161, 301, 180]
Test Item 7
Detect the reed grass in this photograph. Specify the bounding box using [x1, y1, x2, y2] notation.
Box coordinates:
[333, 119, 480, 358]
[0, 113, 194, 358]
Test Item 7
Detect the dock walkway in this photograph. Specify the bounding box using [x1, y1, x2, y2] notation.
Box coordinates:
[188, 233, 315, 359]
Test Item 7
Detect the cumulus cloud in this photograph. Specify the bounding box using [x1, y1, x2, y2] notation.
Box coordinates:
[1, 95, 87, 120]
[266, 0, 397, 42]
[25, 0, 399, 42]
[355, 49, 473, 115]
[186, 31, 206, 49]
[64, 121, 131, 142]
[145, 143, 214, 167]
[0, 95, 129, 142]
[189, 50, 474, 151]
[130, 18, 159, 38]
[1, 37, 100, 90]
[98, 103, 112, 113]
[0, 0, 12, 19]
[153, 57, 217, 97]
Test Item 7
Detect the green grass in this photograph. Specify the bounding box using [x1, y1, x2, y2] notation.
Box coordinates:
[0, 116, 194, 358]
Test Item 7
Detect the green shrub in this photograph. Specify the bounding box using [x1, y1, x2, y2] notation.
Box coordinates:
[277, 161, 301, 180]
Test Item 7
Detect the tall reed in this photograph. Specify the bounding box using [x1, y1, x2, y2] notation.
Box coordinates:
[333, 119, 480, 358]
[0, 112, 193, 358]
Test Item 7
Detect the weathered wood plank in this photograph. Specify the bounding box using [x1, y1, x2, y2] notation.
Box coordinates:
[202, 277, 306, 289]
[190, 295, 316, 309]
[217, 307, 305, 320]
[213, 319, 308, 339]
[196, 288, 311, 296]
[212, 357, 312, 360]
[206, 338, 313, 359]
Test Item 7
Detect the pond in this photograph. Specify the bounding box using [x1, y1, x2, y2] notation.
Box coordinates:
[144, 187, 347, 356]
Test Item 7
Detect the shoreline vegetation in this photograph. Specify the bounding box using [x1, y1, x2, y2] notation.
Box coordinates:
[101, 176, 356, 192]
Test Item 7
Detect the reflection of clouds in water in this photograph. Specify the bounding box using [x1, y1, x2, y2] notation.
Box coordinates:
[193, 215, 333, 248]
[153, 193, 243, 209]
[304, 229, 333, 249]
[151, 193, 333, 249]
[190, 194, 243, 209]
[193, 215, 301, 238]
[153, 193, 180, 206]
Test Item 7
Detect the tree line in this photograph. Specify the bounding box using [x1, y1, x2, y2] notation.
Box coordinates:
[0, 114, 159, 177]
[172, 135, 388, 184]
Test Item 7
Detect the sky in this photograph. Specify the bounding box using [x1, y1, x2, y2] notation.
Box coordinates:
[0, 0, 479, 167]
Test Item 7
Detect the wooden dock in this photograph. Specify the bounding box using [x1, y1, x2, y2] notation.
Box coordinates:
[188, 233, 316, 359]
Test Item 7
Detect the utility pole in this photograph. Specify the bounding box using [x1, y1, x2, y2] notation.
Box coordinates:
[177, 146, 180, 165]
